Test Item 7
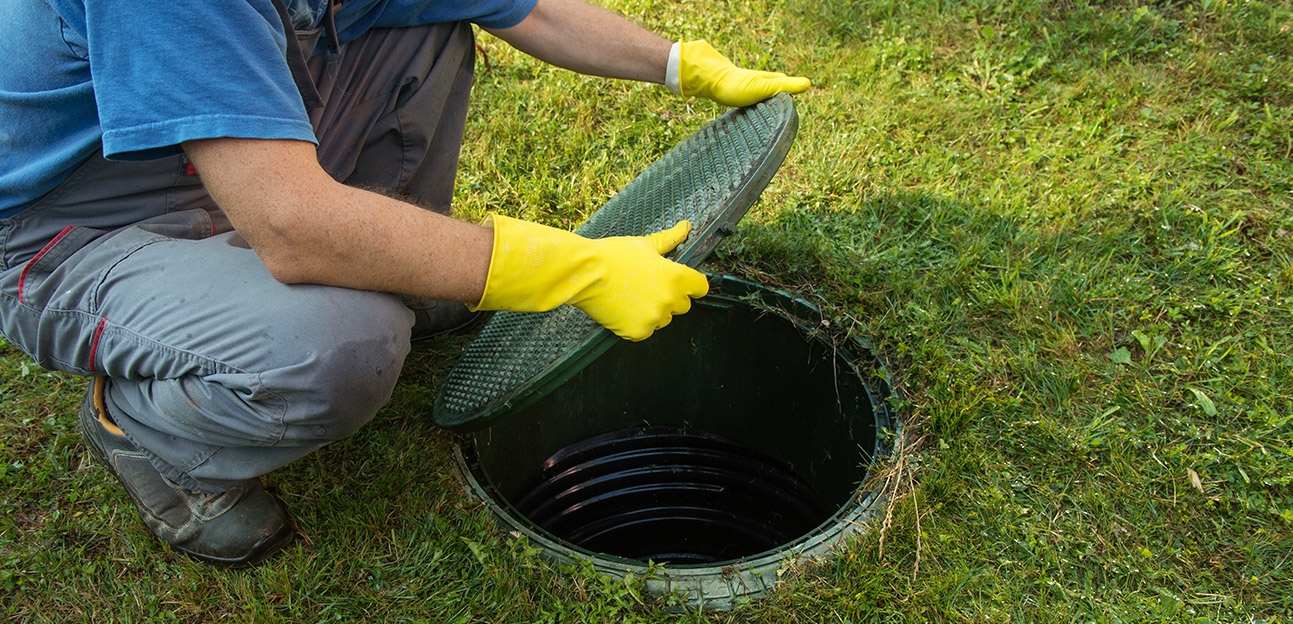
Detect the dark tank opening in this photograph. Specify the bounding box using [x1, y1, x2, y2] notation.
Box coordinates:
[510, 425, 836, 564]
[461, 279, 888, 565]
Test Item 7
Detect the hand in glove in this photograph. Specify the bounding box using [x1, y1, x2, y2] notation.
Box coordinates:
[667, 40, 811, 107]
[470, 214, 709, 341]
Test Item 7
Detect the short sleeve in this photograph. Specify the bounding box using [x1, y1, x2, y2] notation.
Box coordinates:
[82, 0, 315, 160]
[335, 0, 539, 43]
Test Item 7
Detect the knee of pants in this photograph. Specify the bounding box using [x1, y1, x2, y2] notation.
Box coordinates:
[262, 298, 413, 447]
[250, 288, 416, 445]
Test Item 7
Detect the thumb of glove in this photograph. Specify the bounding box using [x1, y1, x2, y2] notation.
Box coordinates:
[644, 220, 693, 255]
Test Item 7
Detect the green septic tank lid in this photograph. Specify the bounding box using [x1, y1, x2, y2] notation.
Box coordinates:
[433, 94, 799, 432]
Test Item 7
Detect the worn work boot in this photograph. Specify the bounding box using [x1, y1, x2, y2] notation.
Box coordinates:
[78, 377, 294, 567]
[403, 296, 486, 342]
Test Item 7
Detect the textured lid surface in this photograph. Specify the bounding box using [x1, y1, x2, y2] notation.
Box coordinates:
[433, 94, 799, 431]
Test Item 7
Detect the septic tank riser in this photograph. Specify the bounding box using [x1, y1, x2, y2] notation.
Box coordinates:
[453, 277, 900, 610]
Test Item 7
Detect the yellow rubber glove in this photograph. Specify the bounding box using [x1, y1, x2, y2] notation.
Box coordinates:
[675, 40, 811, 107]
[470, 214, 710, 341]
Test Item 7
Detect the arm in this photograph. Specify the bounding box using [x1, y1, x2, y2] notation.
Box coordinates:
[487, 0, 812, 107]
[183, 137, 707, 340]
[483, 0, 671, 83]
[184, 137, 494, 303]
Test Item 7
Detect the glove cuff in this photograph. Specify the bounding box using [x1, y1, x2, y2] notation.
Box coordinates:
[469, 213, 594, 314]
[468, 213, 503, 311]
[665, 41, 682, 96]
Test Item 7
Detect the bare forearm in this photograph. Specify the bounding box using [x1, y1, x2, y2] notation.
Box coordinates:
[265, 186, 493, 302]
[184, 138, 492, 303]
[486, 0, 671, 83]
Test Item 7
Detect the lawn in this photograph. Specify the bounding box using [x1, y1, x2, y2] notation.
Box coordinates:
[2, 0, 1291, 621]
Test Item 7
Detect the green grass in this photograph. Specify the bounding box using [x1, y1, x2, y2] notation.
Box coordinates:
[4, 0, 1292, 621]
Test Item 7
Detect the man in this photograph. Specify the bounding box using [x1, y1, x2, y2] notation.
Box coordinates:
[0, 0, 809, 567]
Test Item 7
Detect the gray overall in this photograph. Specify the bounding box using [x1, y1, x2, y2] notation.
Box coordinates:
[0, 13, 476, 492]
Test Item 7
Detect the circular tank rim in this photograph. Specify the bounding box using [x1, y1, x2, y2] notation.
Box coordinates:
[450, 275, 904, 609]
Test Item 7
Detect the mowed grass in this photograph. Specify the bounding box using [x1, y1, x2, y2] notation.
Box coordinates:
[3, 0, 1292, 621]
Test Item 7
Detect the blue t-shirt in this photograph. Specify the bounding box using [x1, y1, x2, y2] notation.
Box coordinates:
[0, 0, 536, 217]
